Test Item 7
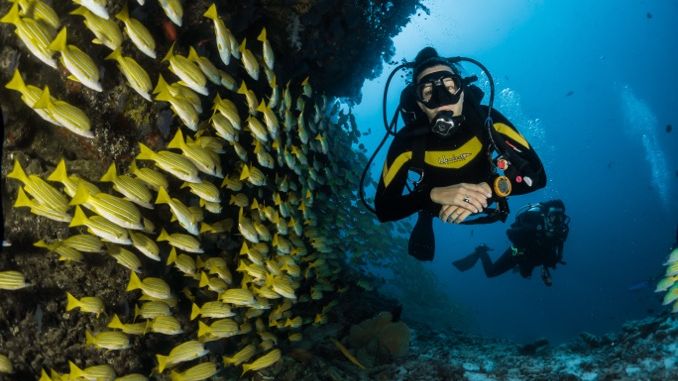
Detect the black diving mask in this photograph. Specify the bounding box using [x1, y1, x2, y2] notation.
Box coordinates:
[415, 71, 463, 109]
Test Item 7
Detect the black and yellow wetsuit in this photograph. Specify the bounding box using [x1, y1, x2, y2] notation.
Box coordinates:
[374, 105, 546, 223]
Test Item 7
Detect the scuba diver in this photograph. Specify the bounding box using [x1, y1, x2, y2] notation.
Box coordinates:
[453, 200, 570, 286]
[368, 47, 546, 260]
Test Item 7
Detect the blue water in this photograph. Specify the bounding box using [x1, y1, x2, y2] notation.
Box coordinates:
[355, 0, 678, 343]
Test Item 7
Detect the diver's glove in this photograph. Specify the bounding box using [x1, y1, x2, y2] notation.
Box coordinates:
[408, 210, 435, 261]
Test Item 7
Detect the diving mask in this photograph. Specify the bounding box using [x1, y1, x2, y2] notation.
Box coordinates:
[415, 71, 463, 109]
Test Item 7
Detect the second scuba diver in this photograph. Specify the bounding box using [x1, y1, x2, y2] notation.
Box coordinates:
[373, 47, 547, 260]
[453, 200, 570, 286]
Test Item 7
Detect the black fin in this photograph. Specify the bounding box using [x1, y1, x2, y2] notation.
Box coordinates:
[452, 252, 481, 272]
[408, 211, 435, 261]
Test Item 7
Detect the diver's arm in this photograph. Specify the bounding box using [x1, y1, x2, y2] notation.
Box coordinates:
[374, 139, 433, 222]
[489, 109, 547, 195]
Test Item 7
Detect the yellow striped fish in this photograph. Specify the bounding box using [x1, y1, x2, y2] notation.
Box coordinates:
[190, 301, 234, 320]
[197, 319, 238, 342]
[169, 361, 216, 381]
[241, 348, 281, 375]
[203, 3, 234, 66]
[223, 344, 256, 366]
[5, 69, 60, 125]
[66, 291, 104, 316]
[49, 27, 102, 92]
[129, 160, 168, 190]
[136, 143, 200, 183]
[105, 48, 152, 101]
[69, 184, 143, 230]
[14, 0, 60, 31]
[100, 163, 153, 209]
[62, 234, 103, 253]
[167, 129, 222, 178]
[14, 187, 71, 223]
[0, 271, 29, 290]
[156, 340, 208, 373]
[107, 314, 148, 335]
[153, 75, 199, 130]
[0, 4, 57, 68]
[167, 248, 196, 276]
[70, 6, 122, 51]
[73, 0, 109, 20]
[68, 361, 115, 381]
[162, 43, 208, 96]
[129, 230, 160, 261]
[33, 86, 93, 138]
[127, 271, 172, 300]
[107, 244, 141, 272]
[115, 4, 155, 58]
[238, 38, 259, 81]
[155, 189, 200, 236]
[158, 0, 182, 27]
[148, 315, 182, 335]
[257, 27, 274, 71]
[8, 159, 69, 212]
[85, 330, 130, 350]
[34, 240, 83, 262]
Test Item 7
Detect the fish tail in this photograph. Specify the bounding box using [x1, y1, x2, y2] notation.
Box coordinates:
[237, 81, 247, 95]
[156, 354, 169, 373]
[257, 27, 267, 42]
[99, 163, 118, 182]
[0, 3, 20, 25]
[126, 271, 142, 292]
[48, 27, 68, 52]
[166, 247, 176, 265]
[239, 164, 250, 180]
[33, 86, 53, 110]
[69, 206, 88, 228]
[13, 187, 34, 208]
[190, 303, 201, 320]
[69, 6, 88, 16]
[69, 183, 90, 206]
[187, 46, 199, 61]
[65, 292, 80, 312]
[115, 4, 129, 22]
[104, 47, 123, 62]
[155, 187, 171, 206]
[47, 159, 69, 183]
[33, 239, 49, 249]
[199, 222, 213, 234]
[7, 160, 29, 184]
[85, 330, 95, 346]
[197, 320, 210, 337]
[161, 42, 175, 63]
[203, 4, 218, 21]
[241, 364, 251, 376]
[199, 271, 209, 287]
[156, 228, 170, 242]
[256, 100, 266, 113]
[136, 143, 156, 161]
[68, 361, 86, 379]
[108, 314, 124, 330]
[5, 69, 26, 93]
[167, 129, 185, 150]
[239, 38, 247, 53]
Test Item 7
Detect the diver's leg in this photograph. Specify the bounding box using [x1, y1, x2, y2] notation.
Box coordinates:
[480, 248, 516, 278]
[408, 210, 435, 261]
[452, 251, 481, 271]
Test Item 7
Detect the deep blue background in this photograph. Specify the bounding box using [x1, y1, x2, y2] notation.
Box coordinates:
[355, 0, 678, 343]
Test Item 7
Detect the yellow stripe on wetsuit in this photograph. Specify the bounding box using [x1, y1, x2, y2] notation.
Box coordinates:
[381, 137, 483, 188]
[493, 122, 529, 149]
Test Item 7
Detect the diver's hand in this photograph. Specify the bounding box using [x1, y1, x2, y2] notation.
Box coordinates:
[430, 182, 492, 214]
[438, 204, 474, 224]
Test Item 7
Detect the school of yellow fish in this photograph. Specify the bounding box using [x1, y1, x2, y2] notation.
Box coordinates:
[0, 0, 401, 379]
[656, 247, 678, 313]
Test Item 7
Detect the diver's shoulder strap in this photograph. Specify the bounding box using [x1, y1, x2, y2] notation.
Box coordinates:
[407, 126, 428, 174]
